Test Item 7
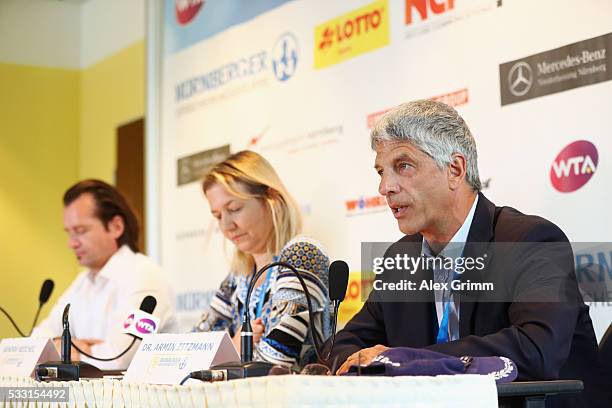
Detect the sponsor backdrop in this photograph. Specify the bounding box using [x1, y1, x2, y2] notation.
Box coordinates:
[159, 0, 612, 339]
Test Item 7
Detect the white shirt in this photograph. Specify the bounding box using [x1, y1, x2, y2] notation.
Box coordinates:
[422, 195, 478, 341]
[32, 245, 176, 370]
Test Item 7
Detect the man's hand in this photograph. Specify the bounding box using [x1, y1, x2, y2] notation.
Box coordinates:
[336, 344, 390, 375]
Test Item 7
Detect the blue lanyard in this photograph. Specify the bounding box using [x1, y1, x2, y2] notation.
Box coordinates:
[254, 267, 272, 318]
[250, 256, 278, 319]
[436, 301, 452, 343]
[436, 270, 460, 344]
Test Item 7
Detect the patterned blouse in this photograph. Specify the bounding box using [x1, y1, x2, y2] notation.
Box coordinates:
[193, 237, 331, 369]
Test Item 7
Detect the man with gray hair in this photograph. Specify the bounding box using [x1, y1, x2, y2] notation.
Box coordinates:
[331, 100, 605, 407]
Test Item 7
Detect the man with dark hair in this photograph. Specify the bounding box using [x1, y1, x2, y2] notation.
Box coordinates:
[331, 100, 607, 407]
[33, 179, 175, 370]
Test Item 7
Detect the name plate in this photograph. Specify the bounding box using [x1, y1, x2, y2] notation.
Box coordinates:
[0, 337, 59, 377]
[124, 332, 239, 384]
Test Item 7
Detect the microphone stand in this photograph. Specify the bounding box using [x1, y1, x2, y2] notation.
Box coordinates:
[35, 304, 103, 381]
[242, 261, 325, 362]
[61, 305, 71, 363]
[206, 261, 327, 380]
[28, 305, 44, 337]
[184, 260, 349, 384]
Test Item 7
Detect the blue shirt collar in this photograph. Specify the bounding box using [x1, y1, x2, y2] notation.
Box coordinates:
[422, 194, 479, 259]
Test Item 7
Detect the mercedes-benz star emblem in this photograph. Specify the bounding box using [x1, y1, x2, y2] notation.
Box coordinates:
[508, 61, 533, 97]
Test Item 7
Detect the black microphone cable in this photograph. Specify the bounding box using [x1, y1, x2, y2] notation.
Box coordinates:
[28, 279, 55, 336]
[242, 261, 326, 363]
[180, 369, 227, 385]
[67, 295, 156, 362]
[242, 260, 349, 364]
[0, 306, 26, 337]
[1, 279, 55, 337]
[70, 337, 138, 362]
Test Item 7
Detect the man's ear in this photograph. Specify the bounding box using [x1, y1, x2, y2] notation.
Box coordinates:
[447, 153, 467, 191]
[108, 215, 125, 240]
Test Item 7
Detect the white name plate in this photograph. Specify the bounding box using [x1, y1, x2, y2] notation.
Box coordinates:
[124, 332, 239, 384]
[0, 337, 59, 377]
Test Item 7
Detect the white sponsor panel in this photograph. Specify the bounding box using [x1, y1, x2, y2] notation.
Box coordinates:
[159, 0, 612, 336]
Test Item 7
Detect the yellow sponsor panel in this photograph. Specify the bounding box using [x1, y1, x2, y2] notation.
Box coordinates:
[338, 272, 374, 325]
[314, 0, 390, 69]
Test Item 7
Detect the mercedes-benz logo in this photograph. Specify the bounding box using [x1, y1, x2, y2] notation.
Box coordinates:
[507, 61, 533, 97]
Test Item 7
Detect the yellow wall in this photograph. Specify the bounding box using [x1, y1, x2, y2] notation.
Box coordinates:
[0, 63, 80, 338]
[79, 41, 145, 182]
[0, 40, 145, 339]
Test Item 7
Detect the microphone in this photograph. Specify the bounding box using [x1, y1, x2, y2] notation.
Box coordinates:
[0, 278, 54, 337]
[36, 303, 102, 381]
[122, 295, 159, 338]
[35, 296, 159, 381]
[186, 258, 348, 383]
[61, 304, 71, 363]
[241, 261, 323, 363]
[39, 279, 55, 304]
[185, 260, 320, 382]
[71, 295, 158, 361]
[322, 260, 349, 362]
[329, 260, 349, 303]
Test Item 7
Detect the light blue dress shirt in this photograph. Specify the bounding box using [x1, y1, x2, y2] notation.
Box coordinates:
[421, 195, 479, 342]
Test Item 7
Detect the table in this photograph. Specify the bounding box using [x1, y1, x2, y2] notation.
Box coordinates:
[497, 380, 584, 408]
[1, 374, 497, 407]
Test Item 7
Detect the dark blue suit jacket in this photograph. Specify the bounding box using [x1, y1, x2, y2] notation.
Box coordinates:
[330, 193, 608, 407]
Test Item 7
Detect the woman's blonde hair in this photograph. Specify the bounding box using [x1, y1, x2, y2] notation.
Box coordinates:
[203, 150, 302, 276]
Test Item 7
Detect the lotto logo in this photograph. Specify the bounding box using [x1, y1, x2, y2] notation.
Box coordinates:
[314, 0, 389, 69]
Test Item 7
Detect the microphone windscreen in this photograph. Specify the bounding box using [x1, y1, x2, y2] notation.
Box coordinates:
[140, 295, 157, 314]
[62, 304, 70, 325]
[39, 279, 55, 304]
[329, 260, 349, 302]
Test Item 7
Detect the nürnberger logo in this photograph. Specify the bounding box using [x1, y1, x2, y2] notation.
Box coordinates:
[123, 314, 134, 329]
[272, 33, 299, 82]
[550, 140, 598, 193]
[405, 0, 455, 25]
[175, 0, 204, 26]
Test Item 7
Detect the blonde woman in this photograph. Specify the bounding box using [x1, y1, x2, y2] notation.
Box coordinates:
[193, 150, 330, 369]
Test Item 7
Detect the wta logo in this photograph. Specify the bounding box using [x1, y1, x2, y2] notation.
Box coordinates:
[175, 0, 204, 26]
[550, 140, 598, 193]
[135, 318, 157, 335]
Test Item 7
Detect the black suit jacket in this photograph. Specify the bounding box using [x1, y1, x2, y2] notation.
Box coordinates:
[331, 193, 608, 407]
